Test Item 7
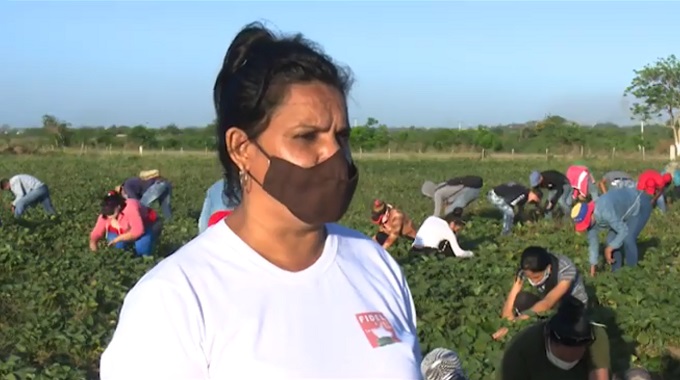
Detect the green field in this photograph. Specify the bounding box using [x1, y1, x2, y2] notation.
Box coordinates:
[1, 154, 680, 379]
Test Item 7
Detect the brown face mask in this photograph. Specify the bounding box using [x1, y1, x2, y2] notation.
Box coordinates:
[248, 142, 359, 225]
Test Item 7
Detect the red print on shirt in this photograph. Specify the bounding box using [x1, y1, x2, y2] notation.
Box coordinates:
[355, 312, 401, 348]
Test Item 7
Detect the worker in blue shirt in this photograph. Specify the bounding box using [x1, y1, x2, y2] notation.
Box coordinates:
[571, 187, 652, 277]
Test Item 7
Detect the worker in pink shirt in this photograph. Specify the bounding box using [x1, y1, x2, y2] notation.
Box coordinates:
[89, 190, 162, 256]
[566, 165, 599, 201]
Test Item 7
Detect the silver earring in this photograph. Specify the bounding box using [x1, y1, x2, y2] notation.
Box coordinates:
[239, 170, 249, 186]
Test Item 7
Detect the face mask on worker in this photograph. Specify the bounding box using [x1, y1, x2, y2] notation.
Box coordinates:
[249, 141, 359, 225]
[528, 269, 550, 287]
[546, 340, 580, 370]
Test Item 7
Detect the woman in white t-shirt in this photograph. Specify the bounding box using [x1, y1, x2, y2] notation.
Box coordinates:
[411, 208, 473, 258]
[99, 22, 422, 380]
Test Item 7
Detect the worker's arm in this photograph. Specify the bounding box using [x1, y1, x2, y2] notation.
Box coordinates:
[547, 184, 563, 210]
[530, 280, 572, 313]
[603, 210, 628, 251]
[598, 178, 608, 194]
[501, 276, 523, 319]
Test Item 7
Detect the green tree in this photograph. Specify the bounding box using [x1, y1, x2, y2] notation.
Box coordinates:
[624, 55, 680, 155]
[42, 114, 72, 147]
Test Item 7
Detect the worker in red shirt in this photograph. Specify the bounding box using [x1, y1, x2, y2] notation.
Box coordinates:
[636, 169, 672, 213]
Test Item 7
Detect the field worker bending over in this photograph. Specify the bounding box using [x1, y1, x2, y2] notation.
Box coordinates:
[0, 174, 57, 220]
[497, 295, 610, 380]
[571, 187, 653, 276]
[370, 199, 418, 249]
[198, 178, 241, 234]
[636, 169, 672, 213]
[566, 165, 599, 201]
[493, 246, 587, 341]
[487, 182, 542, 236]
[421, 175, 484, 216]
[598, 170, 635, 194]
[89, 191, 163, 256]
[118, 169, 172, 221]
[411, 208, 473, 257]
[529, 170, 573, 220]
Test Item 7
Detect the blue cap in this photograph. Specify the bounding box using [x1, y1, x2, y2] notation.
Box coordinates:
[529, 171, 541, 187]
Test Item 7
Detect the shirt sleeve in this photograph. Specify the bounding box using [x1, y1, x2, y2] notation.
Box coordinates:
[557, 260, 577, 282]
[9, 178, 25, 206]
[550, 183, 564, 205]
[588, 325, 611, 370]
[587, 227, 601, 266]
[99, 279, 208, 380]
[90, 216, 108, 242]
[448, 233, 473, 258]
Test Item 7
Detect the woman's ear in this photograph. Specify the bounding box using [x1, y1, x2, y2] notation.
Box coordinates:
[225, 127, 250, 172]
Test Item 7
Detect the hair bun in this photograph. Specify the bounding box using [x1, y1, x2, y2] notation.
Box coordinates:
[214, 23, 275, 115]
[224, 23, 275, 75]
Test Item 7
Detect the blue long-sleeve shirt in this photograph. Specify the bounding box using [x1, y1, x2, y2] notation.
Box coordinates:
[198, 179, 241, 234]
[587, 187, 643, 260]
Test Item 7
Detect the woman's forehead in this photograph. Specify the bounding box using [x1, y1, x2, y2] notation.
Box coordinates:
[269, 84, 347, 129]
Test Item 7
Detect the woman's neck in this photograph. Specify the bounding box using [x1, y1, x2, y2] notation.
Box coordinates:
[227, 208, 326, 272]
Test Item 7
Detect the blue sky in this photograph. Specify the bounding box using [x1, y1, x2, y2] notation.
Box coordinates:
[0, 1, 676, 128]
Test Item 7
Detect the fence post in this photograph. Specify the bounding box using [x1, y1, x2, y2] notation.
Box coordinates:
[181, 147, 184, 154]
[580, 145, 584, 157]
[162, 146, 165, 152]
[545, 148, 549, 160]
[611, 147, 615, 158]
[481, 149, 486, 159]
[359, 147, 363, 159]
[387, 148, 391, 160]
[511, 148, 514, 157]
[642, 146, 646, 161]
[139, 145, 143, 156]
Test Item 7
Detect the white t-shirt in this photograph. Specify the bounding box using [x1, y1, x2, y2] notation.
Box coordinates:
[100, 222, 422, 380]
[412, 216, 473, 258]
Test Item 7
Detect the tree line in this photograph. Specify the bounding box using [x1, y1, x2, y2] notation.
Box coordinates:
[1, 55, 678, 156]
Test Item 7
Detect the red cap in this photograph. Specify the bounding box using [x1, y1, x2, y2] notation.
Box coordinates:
[208, 210, 232, 227]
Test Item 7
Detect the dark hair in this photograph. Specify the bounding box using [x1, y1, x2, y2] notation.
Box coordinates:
[546, 295, 594, 346]
[213, 22, 354, 201]
[443, 207, 466, 226]
[0, 178, 8, 188]
[520, 246, 551, 272]
[101, 191, 126, 217]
